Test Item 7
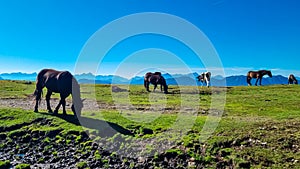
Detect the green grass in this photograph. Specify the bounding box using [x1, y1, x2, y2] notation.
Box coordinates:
[1, 80, 300, 168]
[0, 160, 10, 169]
[0, 108, 83, 135]
[15, 163, 30, 169]
[0, 80, 35, 99]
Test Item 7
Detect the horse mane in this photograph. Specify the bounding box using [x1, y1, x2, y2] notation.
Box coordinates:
[154, 72, 162, 76]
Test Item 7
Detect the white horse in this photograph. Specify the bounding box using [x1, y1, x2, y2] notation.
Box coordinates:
[197, 72, 211, 87]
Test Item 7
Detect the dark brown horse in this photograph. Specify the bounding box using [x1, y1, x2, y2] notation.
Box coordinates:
[247, 70, 272, 86]
[33, 69, 83, 117]
[144, 72, 168, 93]
[288, 74, 298, 84]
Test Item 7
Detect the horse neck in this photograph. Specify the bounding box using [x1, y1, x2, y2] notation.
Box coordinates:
[158, 78, 167, 91]
[260, 70, 269, 76]
[160, 78, 167, 87]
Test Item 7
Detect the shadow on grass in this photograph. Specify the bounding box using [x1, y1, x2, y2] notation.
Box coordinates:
[38, 112, 133, 137]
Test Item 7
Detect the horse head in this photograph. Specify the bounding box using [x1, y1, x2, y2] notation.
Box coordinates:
[267, 70, 272, 78]
[197, 74, 204, 82]
[71, 98, 85, 117]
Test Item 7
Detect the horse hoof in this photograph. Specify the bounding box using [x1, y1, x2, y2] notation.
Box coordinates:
[34, 110, 38, 113]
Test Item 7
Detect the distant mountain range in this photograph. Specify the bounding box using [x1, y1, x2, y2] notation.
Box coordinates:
[0, 72, 296, 86]
[0, 72, 37, 81]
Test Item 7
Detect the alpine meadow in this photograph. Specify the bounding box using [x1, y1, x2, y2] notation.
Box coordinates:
[0, 80, 300, 168]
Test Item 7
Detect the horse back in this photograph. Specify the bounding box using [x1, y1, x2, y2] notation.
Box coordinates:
[150, 75, 165, 84]
[247, 71, 258, 78]
[56, 71, 74, 94]
[37, 69, 73, 94]
[205, 72, 211, 80]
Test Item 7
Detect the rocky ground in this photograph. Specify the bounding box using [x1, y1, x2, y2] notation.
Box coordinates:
[0, 99, 205, 169]
[0, 116, 200, 169]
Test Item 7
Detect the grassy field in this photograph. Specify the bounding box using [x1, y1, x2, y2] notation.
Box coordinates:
[0, 80, 300, 168]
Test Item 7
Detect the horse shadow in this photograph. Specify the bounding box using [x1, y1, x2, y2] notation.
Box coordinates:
[38, 112, 133, 137]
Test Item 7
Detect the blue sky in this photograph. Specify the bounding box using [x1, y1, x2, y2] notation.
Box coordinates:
[0, 0, 300, 78]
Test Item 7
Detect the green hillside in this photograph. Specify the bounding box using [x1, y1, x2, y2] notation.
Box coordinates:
[0, 80, 300, 168]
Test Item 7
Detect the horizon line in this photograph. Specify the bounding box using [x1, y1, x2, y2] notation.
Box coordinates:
[0, 71, 297, 80]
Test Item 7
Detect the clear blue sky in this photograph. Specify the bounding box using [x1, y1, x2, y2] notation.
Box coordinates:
[0, 0, 299, 77]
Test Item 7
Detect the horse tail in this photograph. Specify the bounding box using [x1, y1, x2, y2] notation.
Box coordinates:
[33, 89, 43, 105]
[34, 69, 47, 104]
[246, 72, 252, 85]
[246, 72, 252, 80]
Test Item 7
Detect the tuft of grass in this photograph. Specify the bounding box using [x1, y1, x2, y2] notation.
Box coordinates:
[0, 160, 11, 169]
[76, 161, 88, 169]
[15, 163, 30, 169]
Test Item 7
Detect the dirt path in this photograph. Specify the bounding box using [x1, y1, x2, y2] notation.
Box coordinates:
[0, 98, 100, 112]
[0, 98, 199, 114]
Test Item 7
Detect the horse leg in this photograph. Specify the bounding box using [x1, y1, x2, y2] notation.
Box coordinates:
[153, 84, 157, 92]
[54, 100, 62, 114]
[206, 80, 210, 87]
[259, 78, 262, 86]
[61, 98, 67, 115]
[247, 77, 252, 86]
[255, 78, 259, 86]
[46, 90, 53, 113]
[34, 90, 42, 112]
[160, 84, 163, 92]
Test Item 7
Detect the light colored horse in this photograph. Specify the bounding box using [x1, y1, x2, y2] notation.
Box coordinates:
[197, 72, 211, 87]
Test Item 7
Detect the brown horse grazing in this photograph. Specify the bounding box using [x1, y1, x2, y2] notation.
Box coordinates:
[247, 70, 272, 86]
[197, 72, 211, 87]
[288, 74, 298, 84]
[33, 69, 84, 117]
[144, 72, 168, 93]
